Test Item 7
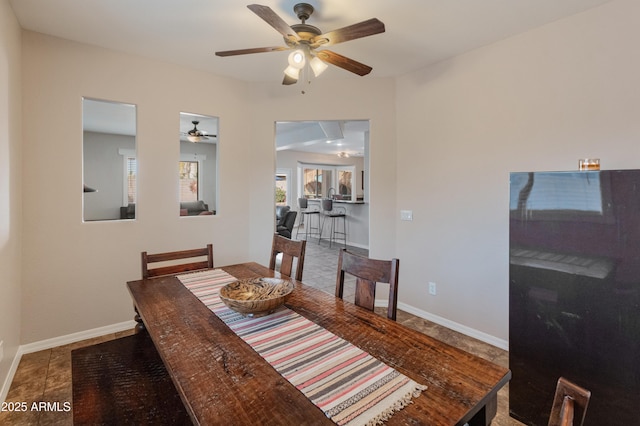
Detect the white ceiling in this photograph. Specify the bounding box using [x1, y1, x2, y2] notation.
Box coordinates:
[16, 0, 611, 156]
[276, 120, 368, 156]
[10, 0, 611, 84]
[82, 98, 136, 136]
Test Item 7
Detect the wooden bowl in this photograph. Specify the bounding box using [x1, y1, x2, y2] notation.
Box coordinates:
[219, 277, 294, 317]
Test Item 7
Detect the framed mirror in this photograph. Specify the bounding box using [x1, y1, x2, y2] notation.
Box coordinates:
[82, 98, 137, 221]
[179, 112, 218, 216]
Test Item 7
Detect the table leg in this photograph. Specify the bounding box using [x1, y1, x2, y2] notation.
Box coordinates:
[467, 393, 497, 426]
[133, 305, 146, 333]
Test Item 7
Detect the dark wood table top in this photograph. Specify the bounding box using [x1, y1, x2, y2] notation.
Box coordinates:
[127, 262, 511, 426]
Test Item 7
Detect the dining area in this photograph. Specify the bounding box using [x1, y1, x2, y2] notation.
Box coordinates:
[61, 236, 511, 425]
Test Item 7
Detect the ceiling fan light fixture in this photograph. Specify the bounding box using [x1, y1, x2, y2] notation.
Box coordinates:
[187, 120, 204, 142]
[288, 49, 306, 69]
[215, 4, 385, 86]
[310, 56, 328, 77]
[284, 65, 300, 79]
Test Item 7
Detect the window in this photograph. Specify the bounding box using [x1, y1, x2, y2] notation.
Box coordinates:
[118, 148, 137, 207]
[276, 169, 291, 206]
[298, 163, 355, 200]
[126, 157, 137, 203]
[179, 161, 199, 202]
[337, 167, 353, 200]
[302, 167, 327, 198]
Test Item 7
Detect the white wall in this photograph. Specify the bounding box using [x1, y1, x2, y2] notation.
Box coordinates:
[0, 0, 22, 397]
[396, 0, 640, 343]
[20, 32, 253, 343]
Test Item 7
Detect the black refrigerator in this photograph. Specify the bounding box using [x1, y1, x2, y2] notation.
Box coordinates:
[509, 170, 640, 425]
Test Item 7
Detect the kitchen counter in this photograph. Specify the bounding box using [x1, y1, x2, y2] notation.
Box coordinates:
[307, 198, 365, 204]
[306, 199, 368, 248]
[333, 199, 365, 204]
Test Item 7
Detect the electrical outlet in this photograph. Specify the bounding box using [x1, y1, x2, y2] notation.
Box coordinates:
[428, 282, 437, 296]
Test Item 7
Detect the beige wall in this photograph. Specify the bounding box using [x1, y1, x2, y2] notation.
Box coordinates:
[20, 32, 254, 343]
[18, 32, 397, 346]
[0, 0, 22, 396]
[395, 0, 640, 342]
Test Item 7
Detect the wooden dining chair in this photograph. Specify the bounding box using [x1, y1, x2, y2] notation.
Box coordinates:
[548, 377, 591, 426]
[335, 249, 399, 320]
[269, 234, 306, 281]
[141, 244, 214, 279]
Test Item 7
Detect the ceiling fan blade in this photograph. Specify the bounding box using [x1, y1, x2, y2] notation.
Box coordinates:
[215, 46, 289, 57]
[311, 18, 385, 47]
[247, 4, 300, 43]
[316, 50, 373, 76]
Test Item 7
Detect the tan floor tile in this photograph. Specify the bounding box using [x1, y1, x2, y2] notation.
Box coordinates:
[8, 351, 50, 391]
[0, 406, 41, 425]
[44, 371, 72, 398]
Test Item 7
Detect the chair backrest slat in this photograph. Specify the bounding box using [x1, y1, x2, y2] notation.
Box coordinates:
[559, 396, 574, 426]
[335, 249, 399, 320]
[269, 235, 306, 281]
[548, 377, 591, 426]
[141, 244, 214, 279]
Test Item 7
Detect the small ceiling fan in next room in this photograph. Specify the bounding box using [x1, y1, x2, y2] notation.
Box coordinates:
[182, 121, 216, 143]
[215, 3, 385, 86]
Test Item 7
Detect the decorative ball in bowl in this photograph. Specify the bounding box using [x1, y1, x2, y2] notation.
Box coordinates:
[219, 277, 294, 317]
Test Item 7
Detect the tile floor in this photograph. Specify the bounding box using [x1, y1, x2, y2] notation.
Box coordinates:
[0, 330, 135, 425]
[1, 233, 523, 425]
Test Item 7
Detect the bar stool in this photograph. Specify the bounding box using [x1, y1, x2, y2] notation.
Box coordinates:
[319, 198, 347, 248]
[295, 197, 320, 241]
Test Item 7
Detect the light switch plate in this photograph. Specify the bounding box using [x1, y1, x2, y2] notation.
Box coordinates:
[0, 340, 4, 363]
[400, 210, 413, 221]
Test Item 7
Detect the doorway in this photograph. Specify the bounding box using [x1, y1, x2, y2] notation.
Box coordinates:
[274, 120, 369, 237]
[274, 120, 370, 290]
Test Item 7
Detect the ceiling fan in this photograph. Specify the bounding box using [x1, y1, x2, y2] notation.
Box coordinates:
[183, 121, 216, 143]
[215, 3, 385, 85]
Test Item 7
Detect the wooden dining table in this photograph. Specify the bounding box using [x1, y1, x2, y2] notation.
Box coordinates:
[127, 262, 511, 425]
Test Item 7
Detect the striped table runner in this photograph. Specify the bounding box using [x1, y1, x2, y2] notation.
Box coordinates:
[178, 269, 427, 426]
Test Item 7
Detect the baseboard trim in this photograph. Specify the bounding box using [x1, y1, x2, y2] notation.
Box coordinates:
[1, 348, 23, 404]
[1, 320, 136, 404]
[19, 320, 137, 355]
[346, 241, 368, 250]
[376, 300, 509, 351]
